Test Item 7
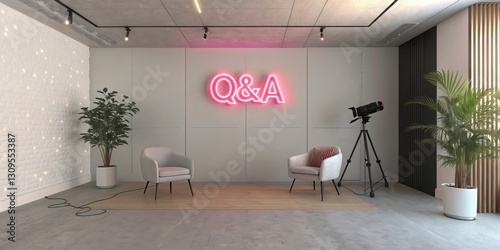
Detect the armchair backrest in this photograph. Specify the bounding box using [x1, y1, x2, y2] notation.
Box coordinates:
[141, 147, 174, 166]
[308, 146, 341, 158]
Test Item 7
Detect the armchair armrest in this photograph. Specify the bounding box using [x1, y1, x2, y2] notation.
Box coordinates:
[168, 153, 194, 177]
[140, 154, 159, 182]
[288, 152, 309, 168]
[319, 152, 343, 181]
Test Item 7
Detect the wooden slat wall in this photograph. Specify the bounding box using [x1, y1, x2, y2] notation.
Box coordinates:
[469, 3, 500, 213]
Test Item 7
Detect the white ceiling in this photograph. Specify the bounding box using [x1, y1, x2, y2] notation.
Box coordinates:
[3, 0, 498, 48]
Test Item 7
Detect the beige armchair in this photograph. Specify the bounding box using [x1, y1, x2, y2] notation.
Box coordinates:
[288, 146, 342, 201]
[140, 147, 194, 200]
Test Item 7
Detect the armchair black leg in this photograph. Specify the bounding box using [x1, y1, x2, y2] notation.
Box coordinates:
[313, 181, 316, 190]
[170, 182, 172, 193]
[320, 181, 324, 201]
[143, 181, 149, 194]
[289, 179, 296, 193]
[188, 179, 194, 196]
[155, 183, 159, 200]
[332, 180, 340, 195]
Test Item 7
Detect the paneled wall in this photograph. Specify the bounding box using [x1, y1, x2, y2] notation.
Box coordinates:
[90, 48, 398, 183]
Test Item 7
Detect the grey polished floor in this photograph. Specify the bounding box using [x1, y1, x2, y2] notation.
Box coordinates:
[1, 182, 499, 250]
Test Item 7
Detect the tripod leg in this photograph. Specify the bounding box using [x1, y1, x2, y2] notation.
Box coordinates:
[362, 130, 375, 198]
[365, 130, 389, 187]
[338, 129, 364, 187]
[332, 180, 340, 195]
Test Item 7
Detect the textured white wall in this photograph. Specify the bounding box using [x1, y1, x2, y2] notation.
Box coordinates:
[436, 8, 469, 198]
[90, 47, 398, 183]
[0, 2, 90, 212]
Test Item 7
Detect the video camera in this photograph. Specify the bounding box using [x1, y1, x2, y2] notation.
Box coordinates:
[349, 101, 384, 118]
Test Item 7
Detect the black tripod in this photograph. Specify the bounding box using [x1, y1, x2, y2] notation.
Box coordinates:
[337, 116, 389, 197]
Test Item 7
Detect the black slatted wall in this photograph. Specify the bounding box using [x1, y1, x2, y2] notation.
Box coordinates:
[398, 27, 437, 196]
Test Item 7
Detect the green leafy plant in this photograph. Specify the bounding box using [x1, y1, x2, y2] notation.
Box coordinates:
[407, 70, 500, 188]
[78, 88, 140, 167]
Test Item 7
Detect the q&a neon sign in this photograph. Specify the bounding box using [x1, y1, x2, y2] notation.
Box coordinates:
[208, 73, 285, 105]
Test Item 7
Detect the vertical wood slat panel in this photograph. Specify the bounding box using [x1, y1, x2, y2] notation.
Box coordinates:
[469, 3, 500, 213]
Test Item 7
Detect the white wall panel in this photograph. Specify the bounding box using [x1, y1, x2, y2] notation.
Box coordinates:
[188, 128, 246, 182]
[186, 49, 247, 182]
[308, 48, 363, 181]
[244, 49, 308, 181]
[131, 49, 186, 129]
[130, 49, 186, 180]
[360, 48, 399, 182]
[90, 49, 133, 180]
[308, 48, 362, 129]
[246, 128, 306, 182]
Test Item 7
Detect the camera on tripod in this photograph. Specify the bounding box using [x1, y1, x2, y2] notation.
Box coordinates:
[349, 101, 384, 118]
[338, 100, 389, 197]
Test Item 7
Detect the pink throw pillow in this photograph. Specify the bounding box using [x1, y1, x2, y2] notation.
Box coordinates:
[309, 147, 334, 167]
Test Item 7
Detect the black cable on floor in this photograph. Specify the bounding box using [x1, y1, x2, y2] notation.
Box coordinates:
[45, 186, 144, 217]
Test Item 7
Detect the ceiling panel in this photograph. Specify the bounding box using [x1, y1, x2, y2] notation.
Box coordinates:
[282, 36, 308, 48]
[200, 8, 292, 26]
[61, 0, 165, 10]
[288, 0, 328, 26]
[285, 27, 313, 36]
[160, 0, 201, 26]
[78, 9, 176, 26]
[200, 0, 294, 10]
[317, 0, 395, 26]
[187, 35, 285, 48]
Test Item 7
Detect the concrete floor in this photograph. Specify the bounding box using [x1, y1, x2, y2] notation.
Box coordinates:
[1, 182, 499, 250]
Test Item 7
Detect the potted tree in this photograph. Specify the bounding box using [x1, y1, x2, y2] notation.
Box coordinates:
[407, 70, 500, 220]
[78, 87, 140, 188]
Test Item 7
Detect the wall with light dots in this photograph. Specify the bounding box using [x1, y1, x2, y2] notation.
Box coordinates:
[0, 2, 90, 211]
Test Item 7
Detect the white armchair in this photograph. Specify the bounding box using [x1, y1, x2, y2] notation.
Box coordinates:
[140, 147, 194, 200]
[288, 146, 342, 201]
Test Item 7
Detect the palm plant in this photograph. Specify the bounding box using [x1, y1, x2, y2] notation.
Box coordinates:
[407, 70, 500, 188]
[78, 88, 140, 167]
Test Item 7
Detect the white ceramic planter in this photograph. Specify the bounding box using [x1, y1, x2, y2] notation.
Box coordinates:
[96, 165, 117, 188]
[441, 183, 477, 220]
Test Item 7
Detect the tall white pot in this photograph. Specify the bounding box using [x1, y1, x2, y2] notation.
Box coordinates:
[96, 165, 117, 188]
[441, 183, 477, 220]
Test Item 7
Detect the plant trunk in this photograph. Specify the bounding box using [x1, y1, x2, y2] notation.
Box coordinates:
[454, 165, 469, 188]
[104, 147, 111, 167]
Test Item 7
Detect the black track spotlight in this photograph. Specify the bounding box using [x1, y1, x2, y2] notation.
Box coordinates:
[65, 10, 72, 25]
[320, 27, 324, 41]
[203, 27, 208, 40]
[124, 27, 131, 41]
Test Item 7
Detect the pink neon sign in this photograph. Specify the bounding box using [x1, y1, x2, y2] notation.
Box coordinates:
[208, 73, 285, 105]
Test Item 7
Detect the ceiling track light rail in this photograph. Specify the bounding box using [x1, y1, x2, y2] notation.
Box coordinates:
[54, 0, 399, 34]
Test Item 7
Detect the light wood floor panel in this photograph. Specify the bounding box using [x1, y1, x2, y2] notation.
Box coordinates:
[92, 183, 374, 210]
